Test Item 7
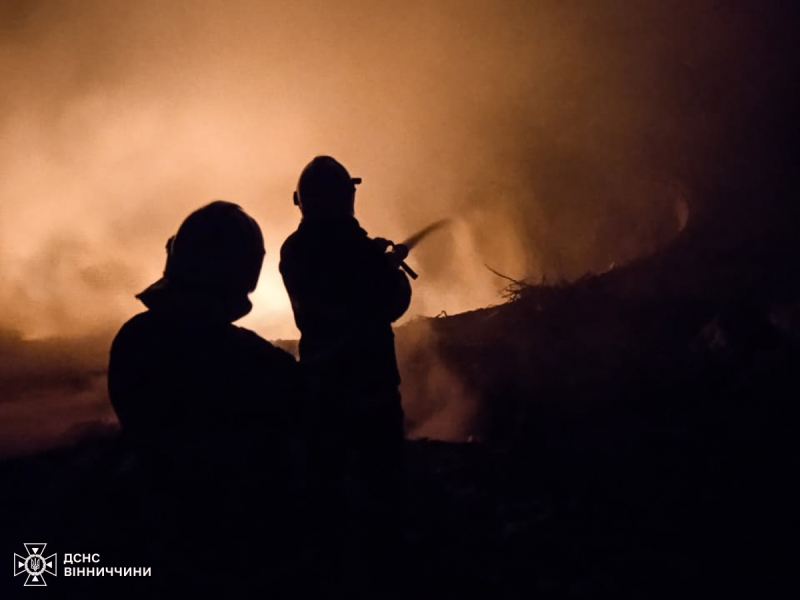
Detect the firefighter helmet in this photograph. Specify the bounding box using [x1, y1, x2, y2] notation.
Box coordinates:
[294, 155, 362, 218]
[137, 201, 265, 318]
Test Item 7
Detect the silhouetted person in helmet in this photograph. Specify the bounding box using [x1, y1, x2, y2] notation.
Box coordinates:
[108, 201, 300, 593]
[280, 156, 411, 589]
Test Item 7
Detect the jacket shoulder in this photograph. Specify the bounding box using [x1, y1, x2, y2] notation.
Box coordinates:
[280, 229, 304, 260]
[110, 312, 156, 353]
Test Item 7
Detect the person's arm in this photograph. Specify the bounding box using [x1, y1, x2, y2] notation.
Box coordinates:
[280, 232, 411, 327]
[345, 235, 411, 324]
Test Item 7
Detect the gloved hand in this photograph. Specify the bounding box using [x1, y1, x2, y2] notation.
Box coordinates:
[372, 237, 416, 277]
[372, 237, 393, 253]
[390, 243, 409, 262]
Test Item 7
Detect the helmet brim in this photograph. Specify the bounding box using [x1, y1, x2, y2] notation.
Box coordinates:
[135, 276, 171, 307]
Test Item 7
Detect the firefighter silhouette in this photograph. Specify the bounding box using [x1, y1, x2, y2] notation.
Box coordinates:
[281, 156, 411, 587]
[108, 201, 300, 592]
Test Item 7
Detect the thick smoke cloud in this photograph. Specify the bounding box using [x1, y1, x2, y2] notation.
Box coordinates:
[0, 0, 792, 339]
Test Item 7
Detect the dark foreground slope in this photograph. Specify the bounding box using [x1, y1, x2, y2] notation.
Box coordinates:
[2, 245, 797, 598]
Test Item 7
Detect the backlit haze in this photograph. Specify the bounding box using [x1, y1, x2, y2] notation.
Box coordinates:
[0, 0, 722, 341]
[1, 0, 796, 453]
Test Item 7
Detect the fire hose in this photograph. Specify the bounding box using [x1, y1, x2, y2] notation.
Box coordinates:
[384, 219, 451, 280]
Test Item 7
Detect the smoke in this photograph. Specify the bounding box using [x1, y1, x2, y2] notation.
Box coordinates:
[398, 318, 479, 441]
[0, 0, 794, 339]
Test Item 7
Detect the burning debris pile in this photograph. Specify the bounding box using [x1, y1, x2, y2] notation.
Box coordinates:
[398, 215, 800, 445]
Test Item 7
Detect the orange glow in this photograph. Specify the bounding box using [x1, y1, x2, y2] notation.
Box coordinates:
[0, 0, 697, 340]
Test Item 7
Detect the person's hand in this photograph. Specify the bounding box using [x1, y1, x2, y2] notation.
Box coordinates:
[373, 237, 411, 270]
[390, 243, 409, 263]
[372, 237, 393, 253]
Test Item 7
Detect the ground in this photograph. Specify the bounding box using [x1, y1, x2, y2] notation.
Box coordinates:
[1, 244, 796, 596]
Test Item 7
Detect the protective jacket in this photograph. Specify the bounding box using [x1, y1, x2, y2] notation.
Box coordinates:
[280, 216, 411, 403]
[109, 307, 298, 463]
